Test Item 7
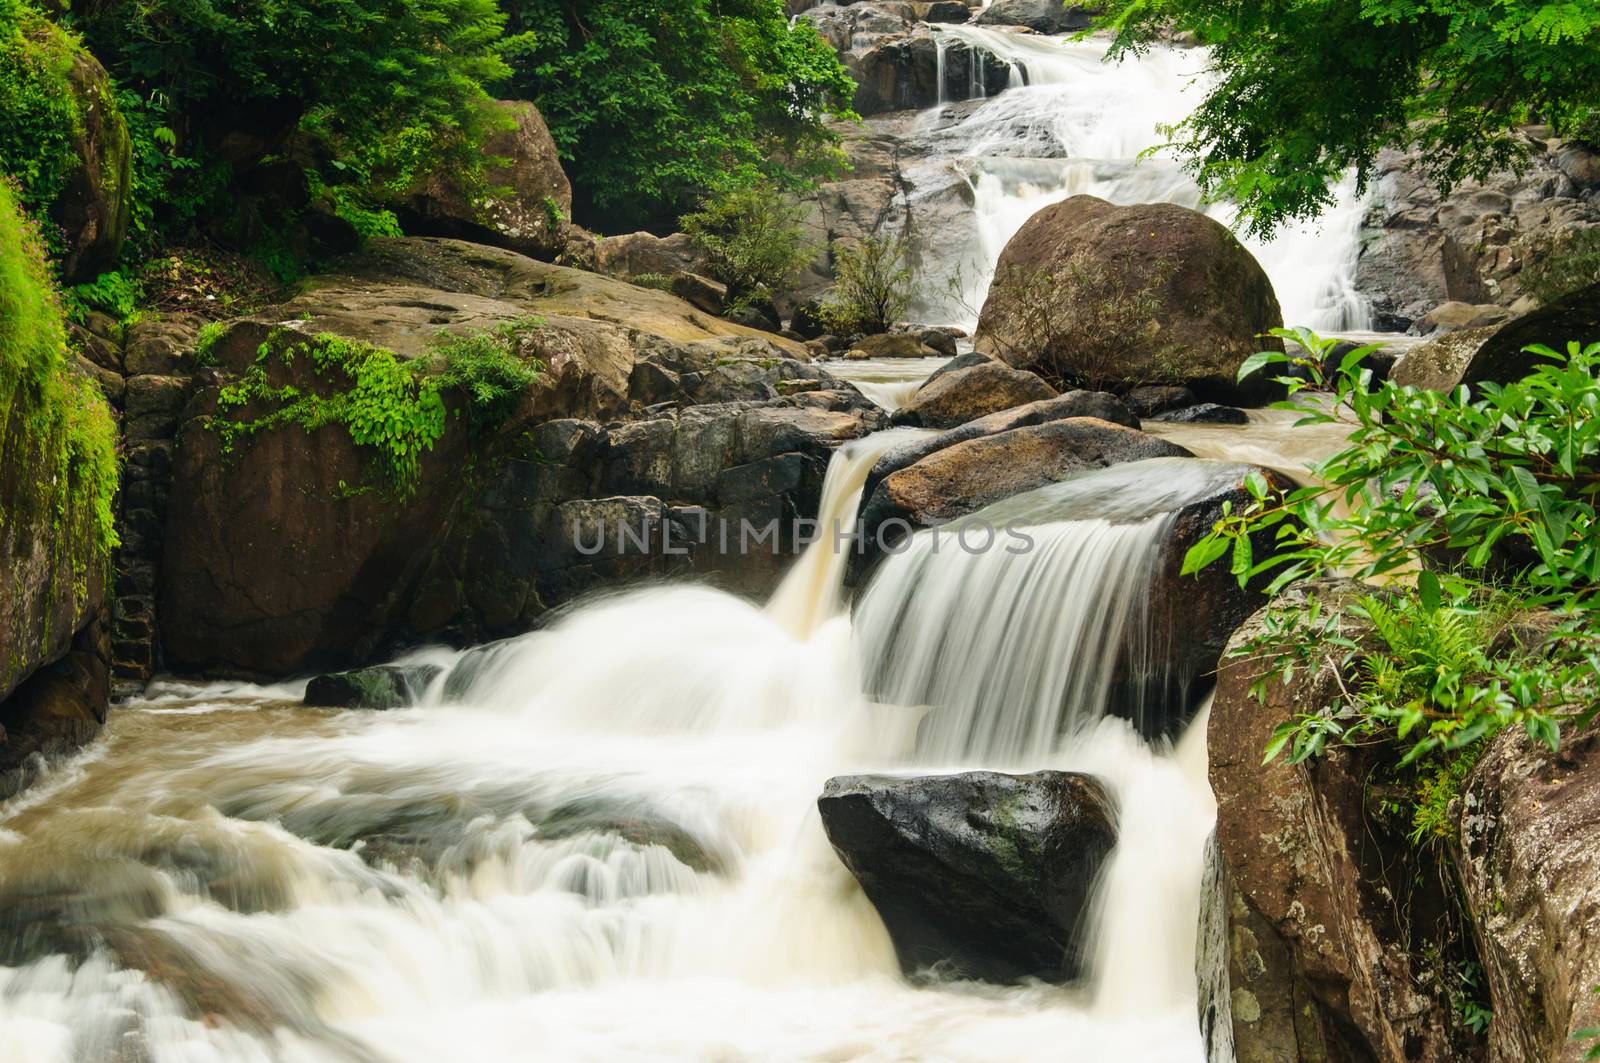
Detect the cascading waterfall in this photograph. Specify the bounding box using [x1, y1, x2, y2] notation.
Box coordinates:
[0, 444, 1232, 1062]
[911, 28, 1374, 333]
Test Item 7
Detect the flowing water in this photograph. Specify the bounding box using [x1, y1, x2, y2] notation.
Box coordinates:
[0, 455, 1232, 1063]
[901, 29, 1373, 333]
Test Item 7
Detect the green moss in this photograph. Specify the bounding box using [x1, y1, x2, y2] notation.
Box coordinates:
[0, 0, 87, 224]
[0, 177, 120, 575]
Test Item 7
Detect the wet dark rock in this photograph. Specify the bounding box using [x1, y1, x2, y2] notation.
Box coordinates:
[818, 770, 1116, 983]
[303, 664, 440, 710]
[974, 0, 1096, 33]
[1123, 385, 1198, 419]
[1391, 282, 1600, 393]
[1149, 403, 1250, 426]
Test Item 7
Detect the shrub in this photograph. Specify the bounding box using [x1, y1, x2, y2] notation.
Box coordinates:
[0, 0, 95, 225]
[1185, 328, 1600, 785]
[1521, 227, 1600, 307]
[820, 234, 914, 336]
[502, 0, 855, 229]
[430, 316, 545, 436]
[682, 183, 810, 310]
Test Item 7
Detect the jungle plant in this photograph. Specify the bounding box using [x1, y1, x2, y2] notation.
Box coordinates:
[429, 316, 545, 436]
[820, 233, 914, 336]
[683, 183, 811, 311]
[1183, 328, 1600, 781]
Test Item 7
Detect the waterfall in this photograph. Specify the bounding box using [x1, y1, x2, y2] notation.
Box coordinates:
[912, 28, 1374, 333]
[852, 457, 1250, 760]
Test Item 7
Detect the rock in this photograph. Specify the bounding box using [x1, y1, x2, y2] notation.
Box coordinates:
[303, 664, 440, 710]
[1456, 722, 1600, 1063]
[918, 1, 971, 23]
[975, 197, 1285, 403]
[1391, 282, 1600, 392]
[401, 100, 572, 261]
[1420, 300, 1512, 333]
[818, 770, 1116, 982]
[1554, 141, 1600, 191]
[858, 418, 1190, 544]
[973, 0, 1095, 33]
[50, 36, 133, 282]
[855, 332, 935, 358]
[1148, 403, 1250, 425]
[915, 328, 958, 357]
[123, 375, 190, 441]
[669, 272, 728, 315]
[862, 389, 1141, 499]
[723, 304, 782, 334]
[889, 359, 1056, 428]
[1210, 580, 1458, 1062]
[123, 318, 199, 376]
[160, 238, 839, 675]
[593, 231, 704, 282]
[1124, 385, 1198, 419]
[843, 25, 1013, 116]
[0, 609, 110, 799]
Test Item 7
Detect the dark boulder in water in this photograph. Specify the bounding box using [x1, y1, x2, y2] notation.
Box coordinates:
[303, 664, 439, 710]
[817, 770, 1116, 983]
[889, 359, 1057, 428]
[1148, 402, 1250, 426]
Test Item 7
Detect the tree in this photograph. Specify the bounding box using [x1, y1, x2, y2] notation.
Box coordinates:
[1096, 0, 1600, 237]
[501, 0, 856, 231]
[682, 183, 810, 309]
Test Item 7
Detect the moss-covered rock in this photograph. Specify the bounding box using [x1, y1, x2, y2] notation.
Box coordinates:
[0, 2, 132, 280]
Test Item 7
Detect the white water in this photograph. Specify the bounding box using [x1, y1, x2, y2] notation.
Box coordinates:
[0, 453, 1226, 1062]
[908, 29, 1373, 333]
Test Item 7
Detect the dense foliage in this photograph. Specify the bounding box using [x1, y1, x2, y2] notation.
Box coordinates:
[1185, 329, 1600, 824]
[1097, 0, 1600, 236]
[502, 0, 855, 230]
[820, 235, 914, 336]
[0, 0, 91, 226]
[68, 0, 512, 243]
[682, 184, 810, 311]
[0, 178, 120, 563]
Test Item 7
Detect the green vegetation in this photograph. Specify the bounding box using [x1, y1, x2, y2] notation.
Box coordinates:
[0, 178, 120, 565]
[430, 316, 545, 436]
[213, 318, 544, 498]
[683, 183, 810, 311]
[820, 234, 914, 336]
[1097, 0, 1600, 236]
[502, 0, 855, 229]
[0, 0, 86, 220]
[1184, 328, 1600, 830]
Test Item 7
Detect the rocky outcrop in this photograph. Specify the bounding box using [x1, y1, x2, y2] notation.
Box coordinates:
[303, 663, 440, 710]
[0, 609, 111, 798]
[973, 0, 1095, 33]
[402, 100, 572, 262]
[889, 358, 1055, 428]
[158, 238, 879, 675]
[1390, 281, 1600, 392]
[1456, 722, 1600, 1063]
[1209, 581, 1462, 1063]
[818, 770, 1116, 982]
[1357, 139, 1600, 331]
[593, 230, 706, 284]
[975, 197, 1285, 403]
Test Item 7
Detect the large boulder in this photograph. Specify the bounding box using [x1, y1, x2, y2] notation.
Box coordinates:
[1209, 580, 1459, 1063]
[818, 770, 1116, 982]
[889, 359, 1056, 428]
[975, 196, 1285, 403]
[159, 238, 865, 675]
[46, 31, 133, 282]
[402, 100, 572, 261]
[593, 231, 706, 283]
[973, 0, 1095, 33]
[1456, 722, 1600, 1063]
[1391, 281, 1600, 393]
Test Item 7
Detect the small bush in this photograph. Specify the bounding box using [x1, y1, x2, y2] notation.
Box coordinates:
[683, 183, 810, 309]
[820, 233, 913, 336]
[430, 316, 545, 435]
[1521, 227, 1600, 306]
